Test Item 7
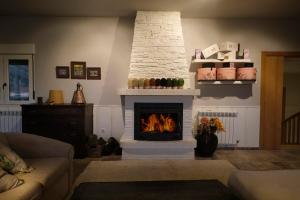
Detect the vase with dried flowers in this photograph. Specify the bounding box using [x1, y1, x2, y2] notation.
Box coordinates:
[195, 117, 225, 157]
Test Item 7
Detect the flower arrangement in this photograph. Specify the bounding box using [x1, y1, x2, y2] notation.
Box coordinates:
[197, 117, 225, 135]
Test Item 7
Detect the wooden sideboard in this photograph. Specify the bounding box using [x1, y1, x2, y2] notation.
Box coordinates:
[21, 104, 93, 158]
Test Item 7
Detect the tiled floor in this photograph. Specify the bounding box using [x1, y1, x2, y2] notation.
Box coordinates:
[73, 149, 300, 181]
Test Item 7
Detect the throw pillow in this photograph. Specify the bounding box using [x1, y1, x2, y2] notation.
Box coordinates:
[0, 168, 24, 193]
[0, 154, 15, 172]
[0, 142, 33, 174]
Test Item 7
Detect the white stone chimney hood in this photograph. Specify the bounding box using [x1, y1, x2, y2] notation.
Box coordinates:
[127, 11, 191, 89]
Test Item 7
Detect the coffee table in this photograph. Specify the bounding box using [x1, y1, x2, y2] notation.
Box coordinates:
[71, 179, 239, 200]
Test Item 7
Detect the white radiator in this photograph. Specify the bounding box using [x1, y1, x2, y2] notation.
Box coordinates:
[0, 110, 22, 133]
[198, 111, 239, 147]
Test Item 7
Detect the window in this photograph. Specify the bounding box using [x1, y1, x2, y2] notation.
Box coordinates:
[0, 55, 34, 104]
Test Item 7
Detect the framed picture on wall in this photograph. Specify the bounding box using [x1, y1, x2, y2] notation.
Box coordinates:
[56, 66, 70, 78]
[71, 61, 86, 79]
[87, 67, 101, 80]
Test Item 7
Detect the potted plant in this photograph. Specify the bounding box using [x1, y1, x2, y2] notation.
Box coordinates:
[194, 117, 225, 157]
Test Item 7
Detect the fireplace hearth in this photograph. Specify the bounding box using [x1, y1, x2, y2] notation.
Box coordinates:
[134, 103, 183, 141]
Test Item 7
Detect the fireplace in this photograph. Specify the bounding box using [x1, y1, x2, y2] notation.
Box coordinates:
[134, 103, 183, 141]
[118, 94, 198, 159]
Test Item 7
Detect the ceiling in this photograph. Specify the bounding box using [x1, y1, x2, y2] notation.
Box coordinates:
[1, 0, 300, 18]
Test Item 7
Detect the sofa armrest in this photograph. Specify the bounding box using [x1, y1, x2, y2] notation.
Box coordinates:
[5, 133, 74, 159]
[0, 181, 43, 200]
[4, 133, 74, 192]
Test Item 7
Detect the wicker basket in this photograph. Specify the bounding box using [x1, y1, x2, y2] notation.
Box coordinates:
[236, 67, 256, 80]
[197, 68, 216, 80]
[217, 68, 236, 80]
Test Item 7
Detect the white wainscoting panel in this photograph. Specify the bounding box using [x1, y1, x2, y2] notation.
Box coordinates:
[0, 105, 22, 133]
[95, 105, 260, 147]
[93, 105, 112, 139]
[111, 106, 125, 140]
[1, 104, 260, 147]
[93, 105, 124, 140]
[193, 106, 260, 147]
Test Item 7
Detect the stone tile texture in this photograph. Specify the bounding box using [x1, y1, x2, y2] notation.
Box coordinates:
[128, 11, 190, 84]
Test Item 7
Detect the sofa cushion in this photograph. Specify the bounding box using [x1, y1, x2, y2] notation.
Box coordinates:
[0, 180, 42, 200]
[228, 169, 300, 200]
[0, 167, 24, 193]
[0, 141, 33, 174]
[17, 158, 69, 188]
[0, 134, 8, 145]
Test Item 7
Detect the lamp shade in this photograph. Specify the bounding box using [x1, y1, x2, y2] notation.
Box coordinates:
[48, 90, 64, 104]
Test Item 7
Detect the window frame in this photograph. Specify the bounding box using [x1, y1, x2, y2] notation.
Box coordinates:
[1, 54, 34, 105]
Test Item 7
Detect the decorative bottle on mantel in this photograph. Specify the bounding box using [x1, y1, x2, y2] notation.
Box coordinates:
[178, 78, 184, 89]
[71, 83, 86, 104]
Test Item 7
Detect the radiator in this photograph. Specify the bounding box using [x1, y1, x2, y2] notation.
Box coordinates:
[198, 111, 238, 147]
[0, 110, 22, 133]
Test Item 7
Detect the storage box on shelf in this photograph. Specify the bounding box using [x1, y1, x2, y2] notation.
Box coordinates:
[217, 67, 236, 80]
[236, 63, 256, 81]
[219, 41, 239, 52]
[197, 68, 216, 81]
[195, 59, 256, 85]
[197, 62, 216, 81]
[201, 44, 219, 59]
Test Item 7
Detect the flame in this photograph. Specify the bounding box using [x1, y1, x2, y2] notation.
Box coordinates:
[140, 114, 176, 133]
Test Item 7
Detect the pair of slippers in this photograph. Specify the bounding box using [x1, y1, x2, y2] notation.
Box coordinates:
[99, 137, 122, 156]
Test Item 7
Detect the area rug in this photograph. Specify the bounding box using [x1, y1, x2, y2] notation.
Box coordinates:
[73, 160, 237, 188]
[71, 180, 239, 200]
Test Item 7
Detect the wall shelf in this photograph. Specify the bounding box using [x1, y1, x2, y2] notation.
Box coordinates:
[197, 80, 255, 85]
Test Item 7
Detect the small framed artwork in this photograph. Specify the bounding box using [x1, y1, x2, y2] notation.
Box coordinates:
[71, 61, 86, 79]
[56, 66, 69, 78]
[87, 67, 101, 80]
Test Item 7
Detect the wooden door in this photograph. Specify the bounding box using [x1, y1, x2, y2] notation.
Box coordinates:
[260, 54, 284, 149]
[261, 52, 300, 149]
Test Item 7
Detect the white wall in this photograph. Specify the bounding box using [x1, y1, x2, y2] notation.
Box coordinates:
[1, 16, 300, 146]
[284, 58, 300, 118]
[0, 16, 134, 105]
[182, 18, 300, 106]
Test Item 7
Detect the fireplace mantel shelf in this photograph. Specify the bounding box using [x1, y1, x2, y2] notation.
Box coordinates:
[118, 89, 200, 96]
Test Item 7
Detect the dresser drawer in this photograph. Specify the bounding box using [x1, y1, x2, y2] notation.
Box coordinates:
[22, 107, 84, 116]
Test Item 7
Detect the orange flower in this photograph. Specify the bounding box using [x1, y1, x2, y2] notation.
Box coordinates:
[211, 118, 225, 132]
[198, 117, 225, 135]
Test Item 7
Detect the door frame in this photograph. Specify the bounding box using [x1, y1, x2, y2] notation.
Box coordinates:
[260, 51, 300, 149]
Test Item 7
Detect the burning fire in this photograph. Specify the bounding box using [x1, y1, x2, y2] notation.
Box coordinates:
[140, 114, 176, 133]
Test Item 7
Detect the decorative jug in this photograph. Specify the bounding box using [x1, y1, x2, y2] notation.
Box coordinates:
[71, 83, 86, 104]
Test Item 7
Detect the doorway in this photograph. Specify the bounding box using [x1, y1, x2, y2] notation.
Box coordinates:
[260, 52, 300, 149]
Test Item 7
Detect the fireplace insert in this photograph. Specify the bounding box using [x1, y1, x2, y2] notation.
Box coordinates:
[134, 103, 183, 141]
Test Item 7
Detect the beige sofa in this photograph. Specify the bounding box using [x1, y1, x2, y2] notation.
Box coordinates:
[228, 169, 300, 200]
[0, 133, 74, 200]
